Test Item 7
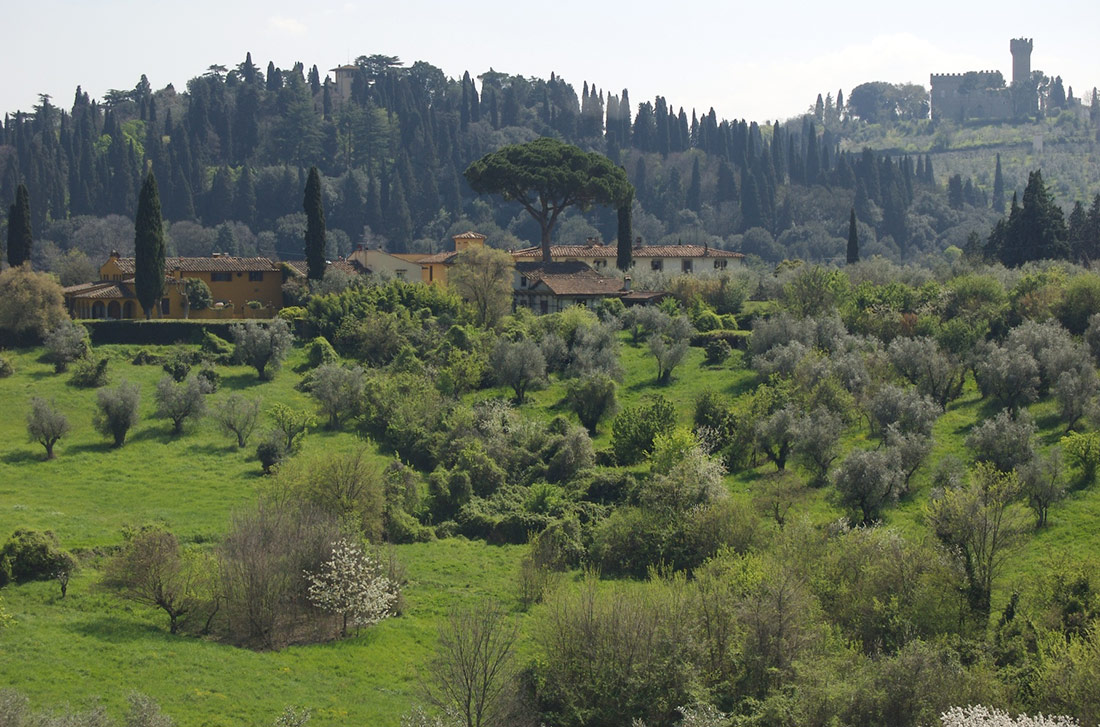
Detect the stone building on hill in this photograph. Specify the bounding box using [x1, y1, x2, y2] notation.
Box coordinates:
[930, 38, 1038, 122]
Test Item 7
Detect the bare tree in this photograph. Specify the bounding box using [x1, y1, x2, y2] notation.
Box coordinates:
[214, 393, 261, 448]
[102, 527, 204, 634]
[426, 601, 519, 727]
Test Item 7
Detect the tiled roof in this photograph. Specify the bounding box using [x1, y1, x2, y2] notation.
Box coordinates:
[65, 282, 135, 299]
[284, 259, 368, 277]
[512, 243, 743, 259]
[517, 261, 627, 297]
[417, 251, 460, 265]
[110, 256, 281, 274]
[453, 231, 487, 240]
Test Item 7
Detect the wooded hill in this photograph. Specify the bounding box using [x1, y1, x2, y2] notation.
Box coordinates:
[1, 52, 1098, 277]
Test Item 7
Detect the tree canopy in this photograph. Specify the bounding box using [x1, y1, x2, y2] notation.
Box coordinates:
[464, 138, 633, 261]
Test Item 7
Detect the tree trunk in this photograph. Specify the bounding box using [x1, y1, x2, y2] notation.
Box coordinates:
[540, 225, 552, 262]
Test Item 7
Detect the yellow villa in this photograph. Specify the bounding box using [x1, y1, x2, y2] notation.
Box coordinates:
[64, 252, 284, 319]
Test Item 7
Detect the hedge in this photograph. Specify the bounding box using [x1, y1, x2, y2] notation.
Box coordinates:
[81, 320, 244, 346]
[691, 329, 751, 350]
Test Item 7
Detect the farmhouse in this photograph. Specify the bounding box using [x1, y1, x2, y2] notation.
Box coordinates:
[64, 252, 284, 319]
[514, 261, 665, 314]
[511, 239, 744, 274]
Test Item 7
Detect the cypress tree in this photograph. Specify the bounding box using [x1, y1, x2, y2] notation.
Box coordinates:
[617, 193, 634, 271]
[134, 172, 165, 319]
[687, 156, 702, 213]
[847, 208, 860, 264]
[6, 183, 32, 267]
[303, 166, 326, 280]
[993, 154, 1005, 213]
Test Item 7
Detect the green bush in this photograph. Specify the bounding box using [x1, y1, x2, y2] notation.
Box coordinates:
[256, 432, 288, 474]
[305, 336, 339, 368]
[69, 356, 110, 388]
[0, 529, 71, 586]
[704, 338, 731, 365]
[611, 395, 677, 465]
[197, 363, 220, 393]
[0, 353, 13, 378]
[200, 330, 234, 360]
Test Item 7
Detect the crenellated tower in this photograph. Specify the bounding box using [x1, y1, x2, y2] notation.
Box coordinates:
[1010, 38, 1033, 85]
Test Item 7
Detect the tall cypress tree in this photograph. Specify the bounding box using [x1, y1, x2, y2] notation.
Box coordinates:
[992, 154, 1006, 213]
[6, 183, 32, 267]
[847, 208, 860, 264]
[617, 192, 634, 271]
[303, 166, 326, 280]
[134, 172, 165, 319]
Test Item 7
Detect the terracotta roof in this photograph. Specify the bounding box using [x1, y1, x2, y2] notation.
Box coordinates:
[512, 243, 743, 259]
[417, 251, 460, 265]
[517, 261, 627, 297]
[284, 259, 368, 277]
[110, 256, 280, 274]
[65, 281, 135, 299]
[453, 231, 487, 240]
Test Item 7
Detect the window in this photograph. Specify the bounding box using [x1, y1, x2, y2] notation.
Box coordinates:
[540, 300, 548, 315]
[520, 276, 528, 288]
[248, 271, 264, 281]
[594, 259, 607, 268]
[651, 259, 663, 271]
[395, 269, 405, 278]
[211, 272, 232, 282]
[714, 259, 727, 269]
[682, 260, 693, 273]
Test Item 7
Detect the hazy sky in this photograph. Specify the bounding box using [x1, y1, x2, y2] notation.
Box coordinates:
[6, 0, 1098, 124]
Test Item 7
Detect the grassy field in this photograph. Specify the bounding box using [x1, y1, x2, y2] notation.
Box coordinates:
[3, 335, 1100, 724]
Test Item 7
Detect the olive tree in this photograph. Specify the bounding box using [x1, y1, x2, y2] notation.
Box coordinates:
[973, 342, 1040, 413]
[26, 397, 70, 459]
[887, 336, 965, 407]
[231, 319, 294, 381]
[102, 527, 205, 634]
[867, 384, 941, 441]
[448, 245, 514, 328]
[491, 338, 546, 404]
[648, 313, 695, 385]
[564, 372, 618, 435]
[154, 375, 209, 434]
[214, 393, 261, 448]
[42, 320, 89, 373]
[309, 363, 366, 429]
[93, 380, 141, 447]
[966, 409, 1036, 473]
[1018, 448, 1066, 528]
[791, 408, 843, 486]
[833, 448, 904, 524]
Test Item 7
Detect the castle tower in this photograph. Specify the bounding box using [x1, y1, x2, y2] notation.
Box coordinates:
[1010, 38, 1033, 85]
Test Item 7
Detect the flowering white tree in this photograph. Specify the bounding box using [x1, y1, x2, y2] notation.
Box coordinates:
[305, 539, 396, 637]
[940, 706, 1080, 727]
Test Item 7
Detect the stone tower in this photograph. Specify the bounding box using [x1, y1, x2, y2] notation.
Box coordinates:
[1010, 38, 1033, 85]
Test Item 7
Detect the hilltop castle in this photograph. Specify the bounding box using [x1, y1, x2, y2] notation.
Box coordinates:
[930, 39, 1038, 122]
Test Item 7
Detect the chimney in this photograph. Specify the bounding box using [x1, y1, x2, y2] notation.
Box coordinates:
[623, 275, 632, 291]
[634, 236, 643, 249]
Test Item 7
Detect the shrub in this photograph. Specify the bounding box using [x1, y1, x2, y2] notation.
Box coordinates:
[184, 277, 213, 313]
[43, 320, 89, 372]
[257, 432, 289, 474]
[231, 319, 293, 380]
[704, 338, 731, 365]
[305, 336, 339, 368]
[0, 353, 13, 378]
[0, 264, 67, 340]
[197, 362, 220, 392]
[269, 403, 314, 453]
[611, 395, 677, 465]
[93, 380, 141, 447]
[154, 375, 209, 434]
[0, 529, 72, 586]
[564, 373, 618, 435]
[200, 330, 234, 360]
[1056, 273, 1100, 334]
[68, 356, 110, 388]
[161, 346, 195, 381]
[309, 363, 366, 429]
[26, 397, 70, 459]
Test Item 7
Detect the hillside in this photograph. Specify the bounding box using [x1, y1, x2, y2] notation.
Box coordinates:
[1, 53, 1098, 283]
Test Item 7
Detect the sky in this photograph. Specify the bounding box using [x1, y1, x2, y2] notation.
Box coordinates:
[5, 0, 1099, 125]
